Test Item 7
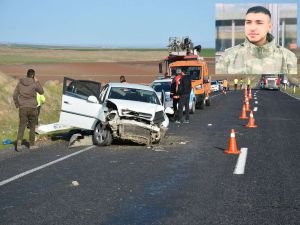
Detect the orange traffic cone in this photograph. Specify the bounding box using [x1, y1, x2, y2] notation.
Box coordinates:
[246, 110, 257, 128]
[248, 88, 253, 99]
[224, 129, 240, 154]
[243, 96, 248, 104]
[239, 104, 248, 119]
[245, 97, 251, 111]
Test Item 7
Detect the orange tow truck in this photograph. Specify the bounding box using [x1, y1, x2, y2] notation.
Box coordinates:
[158, 37, 211, 109]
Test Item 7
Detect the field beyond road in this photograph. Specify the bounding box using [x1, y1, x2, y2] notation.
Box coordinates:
[0, 46, 216, 84]
[1, 46, 299, 85]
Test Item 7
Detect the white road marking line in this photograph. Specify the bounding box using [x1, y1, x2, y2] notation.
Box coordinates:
[255, 101, 258, 104]
[253, 107, 258, 112]
[0, 146, 95, 187]
[254, 97, 257, 100]
[233, 148, 248, 175]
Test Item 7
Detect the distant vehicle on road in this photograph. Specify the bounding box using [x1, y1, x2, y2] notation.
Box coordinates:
[150, 78, 173, 109]
[216, 79, 223, 91]
[260, 75, 280, 90]
[210, 80, 219, 92]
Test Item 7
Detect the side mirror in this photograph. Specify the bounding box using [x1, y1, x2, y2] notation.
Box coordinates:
[87, 96, 99, 104]
[164, 107, 174, 115]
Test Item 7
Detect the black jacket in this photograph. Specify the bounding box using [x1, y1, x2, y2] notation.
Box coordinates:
[178, 75, 192, 95]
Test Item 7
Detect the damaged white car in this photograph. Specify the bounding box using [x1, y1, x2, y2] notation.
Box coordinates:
[51, 77, 173, 146]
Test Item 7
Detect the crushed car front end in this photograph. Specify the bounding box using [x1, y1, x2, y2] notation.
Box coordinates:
[106, 99, 168, 145]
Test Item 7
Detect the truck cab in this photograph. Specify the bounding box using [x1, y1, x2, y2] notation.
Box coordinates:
[158, 37, 211, 109]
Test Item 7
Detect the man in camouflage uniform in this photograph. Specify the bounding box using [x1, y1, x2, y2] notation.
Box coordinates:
[216, 6, 297, 75]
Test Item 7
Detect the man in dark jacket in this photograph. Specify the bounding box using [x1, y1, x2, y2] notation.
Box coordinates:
[176, 71, 192, 123]
[13, 69, 44, 151]
[170, 69, 183, 120]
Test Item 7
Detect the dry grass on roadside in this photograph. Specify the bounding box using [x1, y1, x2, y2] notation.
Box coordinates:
[281, 85, 300, 97]
[0, 73, 19, 149]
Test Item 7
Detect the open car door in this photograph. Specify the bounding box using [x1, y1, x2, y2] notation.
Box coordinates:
[59, 77, 104, 130]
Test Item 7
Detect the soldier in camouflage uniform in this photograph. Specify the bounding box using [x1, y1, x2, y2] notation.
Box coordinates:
[216, 6, 297, 75]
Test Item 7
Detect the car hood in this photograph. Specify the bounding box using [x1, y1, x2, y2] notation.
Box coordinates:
[107, 99, 163, 121]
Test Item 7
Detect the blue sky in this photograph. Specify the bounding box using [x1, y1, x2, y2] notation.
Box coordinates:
[0, 0, 299, 48]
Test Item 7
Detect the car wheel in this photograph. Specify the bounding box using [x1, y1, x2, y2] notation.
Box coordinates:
[190, 100, 196, 114]
[93, 122, 112, 146]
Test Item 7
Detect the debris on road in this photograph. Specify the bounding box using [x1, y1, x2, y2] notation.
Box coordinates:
[71, 181, 80, 186]
[69, 133, 93, 148]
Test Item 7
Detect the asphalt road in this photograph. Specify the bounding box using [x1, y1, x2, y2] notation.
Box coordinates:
[0, 90, 299, 225]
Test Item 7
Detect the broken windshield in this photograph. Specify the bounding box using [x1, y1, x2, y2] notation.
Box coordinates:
[108, 87, 160, 105]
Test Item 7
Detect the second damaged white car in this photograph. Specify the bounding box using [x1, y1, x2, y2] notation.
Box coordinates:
[49, 77, 173, 146]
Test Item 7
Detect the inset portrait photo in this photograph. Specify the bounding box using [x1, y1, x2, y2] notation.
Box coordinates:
[215, 3, 297, 74]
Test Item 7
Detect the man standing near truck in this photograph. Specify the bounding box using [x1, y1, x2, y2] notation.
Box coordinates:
[170, 69, 183, 120]
[176, 71, 192, 124]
